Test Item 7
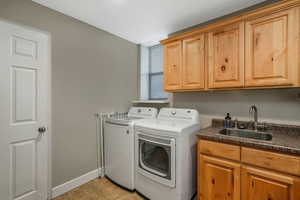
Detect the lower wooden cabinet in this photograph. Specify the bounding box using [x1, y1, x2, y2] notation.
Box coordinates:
[199, 155, 240, 200]
[198, 140, 300, 200]
[242, 166, 300, 200]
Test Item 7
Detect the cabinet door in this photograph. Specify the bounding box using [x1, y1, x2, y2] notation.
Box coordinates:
[242, 166, 300, 200]
[163, 41, 182, 91]
[199, 155, 240, 200]
[207, 22, 245, 89]
[182, 35, 205, 90]
[245, 9, 299, 87]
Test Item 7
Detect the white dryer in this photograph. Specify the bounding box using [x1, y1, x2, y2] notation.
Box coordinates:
[134, 108, 200, 200]
[104, 107, 157, 191]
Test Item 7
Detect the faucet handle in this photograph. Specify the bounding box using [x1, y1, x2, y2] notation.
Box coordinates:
[247, 121, 255, 130]
[256, 121, 268, 131]
[234, 118, 238, 128]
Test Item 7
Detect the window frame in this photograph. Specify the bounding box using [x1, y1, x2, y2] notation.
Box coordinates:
[149, 72, 167, 100]
[148, 45, 168, 100]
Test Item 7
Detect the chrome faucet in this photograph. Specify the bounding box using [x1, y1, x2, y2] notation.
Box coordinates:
[249, 105, 258, 131]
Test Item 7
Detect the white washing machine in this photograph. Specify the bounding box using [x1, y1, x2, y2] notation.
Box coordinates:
[134, 108, 200, 200]
[104, 107, 157, 191]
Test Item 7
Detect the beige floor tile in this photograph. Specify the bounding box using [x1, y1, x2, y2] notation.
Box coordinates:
[53, 178, 144, 200]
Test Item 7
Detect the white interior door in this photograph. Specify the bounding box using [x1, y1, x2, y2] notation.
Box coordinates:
[0, 20, 50, 200]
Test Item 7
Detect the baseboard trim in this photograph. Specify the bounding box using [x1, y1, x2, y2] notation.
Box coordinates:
[51, 168, 103, 198]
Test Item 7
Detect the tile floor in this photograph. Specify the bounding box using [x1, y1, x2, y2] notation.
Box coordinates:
[53, 178, 144, 200]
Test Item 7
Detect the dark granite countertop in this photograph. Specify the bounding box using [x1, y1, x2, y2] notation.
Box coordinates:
[198, 119, 300, 156]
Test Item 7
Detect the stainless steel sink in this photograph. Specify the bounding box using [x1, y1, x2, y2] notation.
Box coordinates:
[219, 128, 273, 141]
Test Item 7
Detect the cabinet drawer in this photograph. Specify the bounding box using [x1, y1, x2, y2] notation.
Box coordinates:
[199, 140, 240, 161]
[241, 147, 300, 176]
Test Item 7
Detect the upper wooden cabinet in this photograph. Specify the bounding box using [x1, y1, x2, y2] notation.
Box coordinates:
[164, 35, 206, 92]
[161, 0, 300, 92]
[207, 22, 244, 89]
[164, 41, 182, 91]
[245, 8, 300, 87]
[182, 35, 205, 90]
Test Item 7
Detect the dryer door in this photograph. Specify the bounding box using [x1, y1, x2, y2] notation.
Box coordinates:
[137, 133, 176, 187]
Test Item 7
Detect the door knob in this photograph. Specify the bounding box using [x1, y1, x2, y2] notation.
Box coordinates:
[38, 127, 46, 133]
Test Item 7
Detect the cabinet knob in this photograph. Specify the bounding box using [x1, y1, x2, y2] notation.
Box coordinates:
[267, 194, 272, 200]
[255, 33, 260, 46]
[211, 178, 215, 184]
[221, 65, 226, 72]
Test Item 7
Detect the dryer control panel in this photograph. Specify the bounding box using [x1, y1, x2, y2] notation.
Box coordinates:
[128, 107, 158, 119]
[157, 108, 199, 123]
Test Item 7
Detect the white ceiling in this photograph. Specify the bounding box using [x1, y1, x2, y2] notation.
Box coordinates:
[32, 0, 266, 45]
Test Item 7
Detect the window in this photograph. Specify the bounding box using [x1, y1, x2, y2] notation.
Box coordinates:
[140, 44, 168, 100]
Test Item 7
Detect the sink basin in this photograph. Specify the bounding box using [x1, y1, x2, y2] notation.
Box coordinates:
[219, 128, 273, 141]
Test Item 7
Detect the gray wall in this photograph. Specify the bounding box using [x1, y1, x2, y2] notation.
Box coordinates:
[173, 88, 300, 123]
[0, 0, 138, 187]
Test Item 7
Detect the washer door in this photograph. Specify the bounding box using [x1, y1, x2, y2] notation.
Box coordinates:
[104, 121, 134, 190]
[138, 133, 176, 187]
